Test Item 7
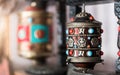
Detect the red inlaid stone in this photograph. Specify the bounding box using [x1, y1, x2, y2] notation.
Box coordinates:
[69, 50, 74, 56]
[69, 28, 74, 34]
[89, 16, 94, 20]
[35, 30, 45, 38]
[100, 51, 104, 56]
[100, 29, 104, 33]
[117, 51, 120, 56]
[118, 26, 120, 32]
[87, 45, 91, 48]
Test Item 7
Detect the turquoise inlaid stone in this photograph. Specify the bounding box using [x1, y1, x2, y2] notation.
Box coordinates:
[87, 51, 93, 57]
[18, 29, 26, 40]
[66, 50, 69, 55]
[66, 29, 68, 35]
[98, 45, 101, 48]
[88, 28, 94, 34]
[28, 18, 33, 23]
[31, 24, 49, 43]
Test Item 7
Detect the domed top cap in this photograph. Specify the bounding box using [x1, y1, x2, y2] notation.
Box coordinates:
[74, 12, 102, 25]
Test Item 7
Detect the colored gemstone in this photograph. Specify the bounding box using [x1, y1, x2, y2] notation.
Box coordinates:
[89, 16, 94, 20]
[88, 37, 91, 40]
[34, 30, 44, 38]
[87, 51, 93, 57]
[31, 24, 48, 43]
[100, 29, 104, 33]
[87, 45, 91, 48]
[28, 18, 33, 23]
[117, 51, 120, 56]
[118, 26, 120, 32]
[88, 28, 94, 34]
[66, 50, 69, 55]
[100, 51, 104, 56]
[69, 50, 73, 56]
[74, 28, 79, 34]
[66, 29, 68, 35]
[98, 45, 101, 48]
[18, 29, 26, 40]
[69, 28, 74, 34]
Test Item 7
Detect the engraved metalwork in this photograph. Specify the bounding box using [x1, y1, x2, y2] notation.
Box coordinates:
[115, 0, 120, 73]
[66, 11, 103, 71]
[68, 38, 74, 47]
[91, 37, 99, 47]
[78, 38, 86, 48]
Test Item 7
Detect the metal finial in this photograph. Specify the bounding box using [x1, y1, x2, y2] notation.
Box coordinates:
[82, 3, 86, 16]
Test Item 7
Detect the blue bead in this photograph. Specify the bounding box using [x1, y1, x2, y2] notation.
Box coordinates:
[88, 28, 94, 34]
[88, 37, 91, 40]
[87, 51, 93, 57]
[66, 50, 69, 55]
[66, 29, 68, 35]
[98, 45, 101, 48]
[28, 18, 33, 23]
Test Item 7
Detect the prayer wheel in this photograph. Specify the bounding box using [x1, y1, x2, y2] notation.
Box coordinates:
[17, 1, 52, 59]
[66, 11, 104, 72]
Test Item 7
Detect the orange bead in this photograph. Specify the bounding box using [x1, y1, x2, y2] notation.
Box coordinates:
[89, 16, 94, 20]
[69, 29, 74, 34]
[35, 30, 44, 38]
[87, 45, 91, 48]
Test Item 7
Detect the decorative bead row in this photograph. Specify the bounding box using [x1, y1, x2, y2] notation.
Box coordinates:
[66, 50, 104, 57]
[66, 27, 103, 35]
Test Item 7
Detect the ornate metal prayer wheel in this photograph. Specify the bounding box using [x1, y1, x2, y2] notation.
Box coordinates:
[17, 1, 52, 59]
[66, 11, 104, 71]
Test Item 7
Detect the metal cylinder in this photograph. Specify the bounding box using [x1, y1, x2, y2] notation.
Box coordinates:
[17, 2, 52, 59]
[66, 12, 103, 70]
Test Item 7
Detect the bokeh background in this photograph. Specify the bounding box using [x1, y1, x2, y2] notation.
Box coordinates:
[0, 1, 118, 73]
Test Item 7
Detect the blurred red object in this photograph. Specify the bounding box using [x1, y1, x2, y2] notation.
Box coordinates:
[0, 58, 10, 75]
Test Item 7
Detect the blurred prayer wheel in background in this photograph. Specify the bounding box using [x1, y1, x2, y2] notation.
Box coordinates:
[17, 0, 53, 59]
